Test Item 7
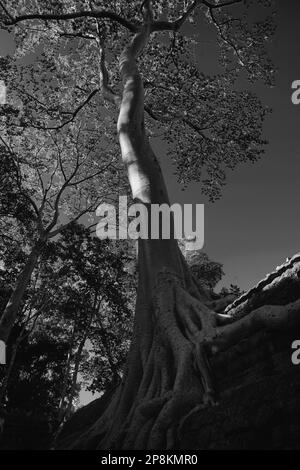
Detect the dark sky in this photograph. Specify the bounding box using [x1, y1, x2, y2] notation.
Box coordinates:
[158, 0, 300, 291]
[0, 1, 299, 293]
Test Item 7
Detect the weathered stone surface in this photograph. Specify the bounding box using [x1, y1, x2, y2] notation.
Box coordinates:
[179, 327, 300, 450]
[225, 254, 300, 319]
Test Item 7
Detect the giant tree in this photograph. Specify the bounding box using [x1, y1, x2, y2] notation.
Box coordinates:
[1, 0, 286, 450]
[0, 94, 124, 342]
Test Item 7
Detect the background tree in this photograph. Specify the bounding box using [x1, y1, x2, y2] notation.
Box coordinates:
[186, 251, 224, 290]
[0, 97, 125, 342]
[0, 222, 135, 447]
[51, 224, 135, 427]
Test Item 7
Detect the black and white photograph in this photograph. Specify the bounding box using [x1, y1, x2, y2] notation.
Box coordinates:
[0, 0, 300, 454]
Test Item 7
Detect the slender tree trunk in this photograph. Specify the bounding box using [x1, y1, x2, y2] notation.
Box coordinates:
[57, 324, 76, 422]
[65, 313, 93, 420]
[64, 343, 84, 421]
[0, 242, 43, 343]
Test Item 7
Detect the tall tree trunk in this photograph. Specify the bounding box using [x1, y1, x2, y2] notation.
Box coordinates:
[0, 242, 43, 343]
[59, 4, 300, 451]
[61, 10, 218, 450]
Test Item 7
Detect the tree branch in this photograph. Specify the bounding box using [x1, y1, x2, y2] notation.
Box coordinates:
[207, 6, 255, 76]
[4, 9, 138, 32]
[152, 0, 242, 32]
[152, 0, 200, 32]
[202, 0, 243, 9]
[97, 39, 121, 107]
[145, 105, 212, 141]
[47, 199, 103, 239]
[49, 89, 99, 130]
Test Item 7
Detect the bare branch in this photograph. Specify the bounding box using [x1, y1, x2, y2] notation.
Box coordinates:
[25, 89, 99, 131]
[44, 162, 80, 233]
[49, 89, 99, 130]
[47, 198, 103, 239]
[153, 0, 199, 32]
[202, 0, 243, 9]
[208, 7, 250, 72]
[145, 105, 211, 141]
[49, 134, 67, 181]
[152, 0, 242, 32]
[68, 160, 114, 188]
[4, 9, 138, 32]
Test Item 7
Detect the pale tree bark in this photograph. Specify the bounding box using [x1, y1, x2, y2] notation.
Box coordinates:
[59, 2, 220, 450]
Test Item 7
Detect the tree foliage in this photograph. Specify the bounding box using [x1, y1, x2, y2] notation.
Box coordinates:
[0, 222, 135, 444]
[0, 0, 276, 201]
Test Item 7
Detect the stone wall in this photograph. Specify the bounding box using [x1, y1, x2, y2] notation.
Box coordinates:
[179, 326, 300, 449]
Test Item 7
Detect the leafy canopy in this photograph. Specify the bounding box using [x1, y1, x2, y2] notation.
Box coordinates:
[0, 0, 276, 201]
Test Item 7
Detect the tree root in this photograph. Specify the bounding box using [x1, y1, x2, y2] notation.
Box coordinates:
[59, 265, 300, 450]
